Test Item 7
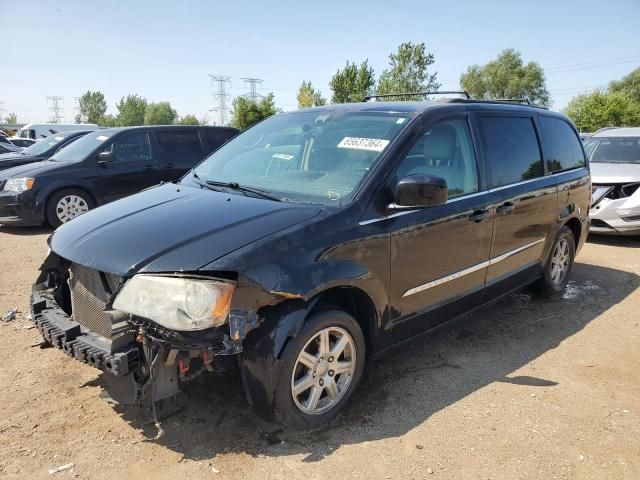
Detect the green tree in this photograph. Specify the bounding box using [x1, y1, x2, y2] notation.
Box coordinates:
[376, 42, 440, 99]
[329, 60, 375, 103]
[176, 114, 200, 125]
[563, 90, 640, 132]
[4, 112, 17, 124]
[460, 49, 550, 107]
[609, 67, 640, 103]
[116, 94, 147, 126]
[144, 102, 177, 125]
[78, 90, 107, 124]
[230, 93, 278, 130]
[297, 81, 326, 108]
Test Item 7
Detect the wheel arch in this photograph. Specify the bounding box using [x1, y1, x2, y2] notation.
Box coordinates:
[564, 216, 582, 248]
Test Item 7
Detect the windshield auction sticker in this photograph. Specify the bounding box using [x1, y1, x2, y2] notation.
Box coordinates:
[337, 137, 390, 152]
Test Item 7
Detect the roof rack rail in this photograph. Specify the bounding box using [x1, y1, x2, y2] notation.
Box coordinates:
[593, 126, 618, 134]
[363, 91, 470, 102]
[442, 97, 548, 109]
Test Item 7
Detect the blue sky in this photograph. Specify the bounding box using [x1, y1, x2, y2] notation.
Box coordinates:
[2, 0, 639, 123]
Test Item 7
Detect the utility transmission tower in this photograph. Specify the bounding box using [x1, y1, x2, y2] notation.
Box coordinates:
[241, 78, 264, 102]
[46, 96, 64, 123]
[0, 101, 5, 123]
[73, 96, 83, 123]
[209, 75, 232, 126]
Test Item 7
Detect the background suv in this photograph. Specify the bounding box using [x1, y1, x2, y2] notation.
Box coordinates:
[586, 127, 640, 235]
[0, 125, 238, 227]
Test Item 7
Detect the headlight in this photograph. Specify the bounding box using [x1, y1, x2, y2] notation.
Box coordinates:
[113, 275, 235, 331]
[4, 177, 35, 193]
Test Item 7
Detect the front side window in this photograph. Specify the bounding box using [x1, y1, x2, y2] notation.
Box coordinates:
[394, 118, 479, 198]
[539, 116, 585, 172]
[478, 116, 543, 188]
[192, 110, 412, 206]
[584, 136, 640, 164]
[204, 129, 236, 152]
[104, 131, 152, 162]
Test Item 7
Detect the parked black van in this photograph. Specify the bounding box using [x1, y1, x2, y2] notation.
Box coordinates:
[0, 125, 238, 227]
[31, 99, 590, 430]
[0, 129, 92, 171]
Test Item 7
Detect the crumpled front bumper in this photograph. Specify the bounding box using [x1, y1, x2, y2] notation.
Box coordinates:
[589, 196, 640, 236]
[31, 286, 140, 376]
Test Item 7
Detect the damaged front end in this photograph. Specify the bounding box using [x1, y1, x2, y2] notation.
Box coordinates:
[30, 252, 271, 407]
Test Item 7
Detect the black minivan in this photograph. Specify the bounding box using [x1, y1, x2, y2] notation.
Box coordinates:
[0, 125, 238, 227]
[31, 99, 590, 430]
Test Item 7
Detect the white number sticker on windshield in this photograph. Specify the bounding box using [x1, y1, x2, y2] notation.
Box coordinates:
[337, 137, 390, 152]
[96, 135, 110, 141]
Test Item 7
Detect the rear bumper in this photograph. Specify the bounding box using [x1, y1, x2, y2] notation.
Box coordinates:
[31, 286, 139, 376]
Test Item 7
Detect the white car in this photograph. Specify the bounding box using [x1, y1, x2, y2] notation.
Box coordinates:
[587, 127, 640, 236]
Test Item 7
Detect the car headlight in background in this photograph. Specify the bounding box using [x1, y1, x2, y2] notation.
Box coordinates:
[113, 275, 235, 331]
[4, 177, 35, 193]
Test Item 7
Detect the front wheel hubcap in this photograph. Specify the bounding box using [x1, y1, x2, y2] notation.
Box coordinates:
[291, 326, 356, 415]
[56, 195, 89, 223]
[550, 238, 570, 286]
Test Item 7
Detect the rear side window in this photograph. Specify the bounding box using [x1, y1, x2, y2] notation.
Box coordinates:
[539, 116, 585, 172]
[478, 116, 543, 188]
[156, 130, 203, 156]
[203, 129, 236, 153]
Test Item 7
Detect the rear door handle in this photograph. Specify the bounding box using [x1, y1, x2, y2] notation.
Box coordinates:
[496, 202, 515, 215]
[163, 163, 175, 168]
[143, 164, 157, 171]
[468, 209, 491, 223]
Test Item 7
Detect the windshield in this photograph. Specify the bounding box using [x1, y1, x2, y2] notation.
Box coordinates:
[21, 134, 69, 156]
[50, 130, 113, 162]
[584, 136, 640, 164]
[190, 110, 412, 206]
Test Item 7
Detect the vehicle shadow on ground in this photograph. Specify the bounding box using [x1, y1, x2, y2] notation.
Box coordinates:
[587, 233, 639, 248]
[111, 261, 639, 462]
[0, 225, 53, 236]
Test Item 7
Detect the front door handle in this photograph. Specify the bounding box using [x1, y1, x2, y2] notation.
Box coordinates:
[496, 202, 515, 215]
[163, 163, 175, 168]
[468, 209, 491, 223]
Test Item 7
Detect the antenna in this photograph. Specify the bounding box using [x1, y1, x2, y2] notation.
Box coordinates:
[241, 78, 264, 102]
[46, 96, 64, 122]
[209, 75, 232, 126]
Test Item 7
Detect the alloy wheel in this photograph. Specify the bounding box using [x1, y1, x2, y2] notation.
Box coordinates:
[550, 238, 570, 286]
[290, 326, 356, 415]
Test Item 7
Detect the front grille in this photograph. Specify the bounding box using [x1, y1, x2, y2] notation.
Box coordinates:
[594, 183, 640, 200]
[68, 264, 122, 338]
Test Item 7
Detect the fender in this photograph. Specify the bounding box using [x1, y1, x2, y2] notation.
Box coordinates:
[38, 178, 100, 207]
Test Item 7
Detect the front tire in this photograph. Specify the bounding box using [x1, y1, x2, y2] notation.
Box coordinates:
[46, 188, 94, 228]
[273, 309, 365, 430]
[537, 226, 576, 297]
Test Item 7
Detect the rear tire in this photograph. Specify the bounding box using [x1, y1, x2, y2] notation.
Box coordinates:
[273, 309, 365, 430]
[46, 188, 94, 228]
[536, 226, 576, 297]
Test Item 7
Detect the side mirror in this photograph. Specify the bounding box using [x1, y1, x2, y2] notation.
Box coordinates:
[97, 151, 114, 164]
[393, 174, 448, 208]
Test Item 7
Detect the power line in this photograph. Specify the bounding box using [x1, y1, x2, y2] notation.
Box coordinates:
[209, 75, 232, 126]
[46, 96, 64, 122]
[241, 77, 264, 102]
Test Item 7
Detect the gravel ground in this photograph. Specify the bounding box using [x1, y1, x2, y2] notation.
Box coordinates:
[0, 227, 638, 479]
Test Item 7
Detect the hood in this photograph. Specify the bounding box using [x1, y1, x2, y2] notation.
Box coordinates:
[50, 183, 323, 276]
[590, 162, 640, 184]
[0, 152, 40, 171]
[0, 160, 63, 179]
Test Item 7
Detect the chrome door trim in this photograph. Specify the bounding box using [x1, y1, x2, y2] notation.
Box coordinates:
[401, 238, 546, 298]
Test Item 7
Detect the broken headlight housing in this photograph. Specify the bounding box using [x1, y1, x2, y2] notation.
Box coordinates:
[113, 275, 235, 331]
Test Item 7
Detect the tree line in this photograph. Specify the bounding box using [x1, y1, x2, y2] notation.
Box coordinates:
[7, 44, 638, 132]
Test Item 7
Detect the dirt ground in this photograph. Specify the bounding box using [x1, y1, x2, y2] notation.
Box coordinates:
[0, 227, 638, 480]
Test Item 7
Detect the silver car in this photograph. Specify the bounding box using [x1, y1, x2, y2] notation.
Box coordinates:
[587, 127, 640, 235]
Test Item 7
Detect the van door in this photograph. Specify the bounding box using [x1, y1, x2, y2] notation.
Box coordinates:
[388, 116, 493, 340]
[95, 130, 159, 203]
[475, 114, 558, 299]
[151, 129, 205, 181]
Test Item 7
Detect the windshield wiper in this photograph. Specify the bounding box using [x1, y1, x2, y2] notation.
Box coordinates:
[204, 180, 284, 202]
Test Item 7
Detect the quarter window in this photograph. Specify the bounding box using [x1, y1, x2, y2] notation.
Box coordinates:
[395, 118, 479, 199]
[539, 116, 585, 172]
[478, 116, 543, 187]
